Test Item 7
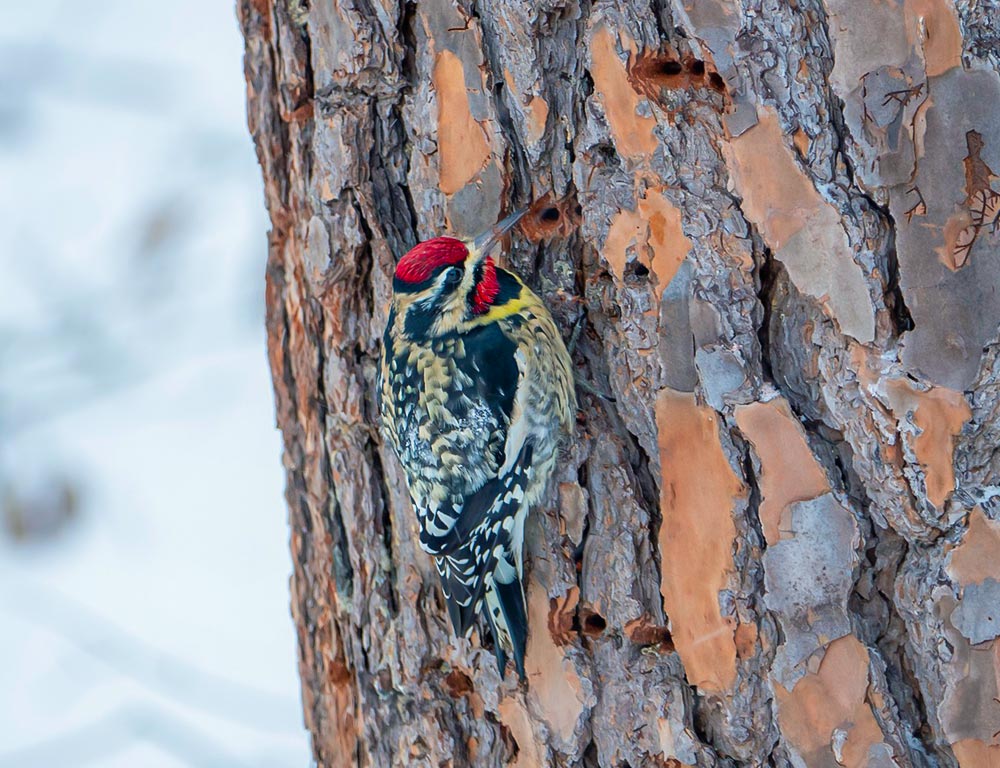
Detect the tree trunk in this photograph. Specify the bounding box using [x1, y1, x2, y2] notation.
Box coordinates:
[239, 0, 1000, 765]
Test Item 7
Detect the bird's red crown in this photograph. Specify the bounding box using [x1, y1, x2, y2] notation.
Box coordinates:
[395, 237, 469, 284]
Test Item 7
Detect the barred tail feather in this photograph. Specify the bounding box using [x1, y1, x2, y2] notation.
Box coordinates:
[436, 547, 529, 678]
[430, 442, 535, 678]
[484, 570, 527, 678]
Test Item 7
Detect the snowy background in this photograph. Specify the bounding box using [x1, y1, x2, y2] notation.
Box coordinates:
[0, 2, 309, 765]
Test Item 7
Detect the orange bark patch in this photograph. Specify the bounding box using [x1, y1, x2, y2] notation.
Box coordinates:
[792, 127, 809, 157]
[773, 635, 887, 768]
[433, 50, 491, 195]
[497, 697, 543, 768]
[948, 508, 1000, 586]
[524, 578, 586, 742]
[500, 68, 548, 146]
[735, 398, 831, 546]
[724, 109, 814, 248]
[525, 96, 549, 144]
[604, 188, 692, 299]
[904, 0, 963, 77]
[734, 622, 759, 660]
[655, 389, 744, 692]
[885, 380, 971, 508]
[953, 739, 1000, 768]
[557, 481, 587, 543]
[590, 26, 658, 159]
[723, 108, 875, 342]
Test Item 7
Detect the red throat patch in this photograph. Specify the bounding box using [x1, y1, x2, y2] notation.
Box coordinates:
[395, 237, 468, 283]
[472, 256, 500, 314]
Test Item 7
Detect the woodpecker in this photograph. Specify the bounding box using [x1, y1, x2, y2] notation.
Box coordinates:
[378, 208, 576, 678]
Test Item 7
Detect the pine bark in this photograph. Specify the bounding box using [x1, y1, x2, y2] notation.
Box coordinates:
[238, 1, 1000, 765]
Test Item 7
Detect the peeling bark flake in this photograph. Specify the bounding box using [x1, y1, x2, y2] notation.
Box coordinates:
[885, 379, 971, 509]
[589, 26, 658, 160]
[723, 109, 876, 342]
[948, 508, 1000, 586]
[497, 696, 544, 768]
[953, 739, 1000, 768]
[433, 50, 492, 195]
[735, 398, 830, 546]
[773, 635, 891, 768]
[904, 0, 963, 77]
[603, 188, 692, 300]
[655, 389, 742, 693]
[763, 494, 859, 687]
[521, 577, 588, 747]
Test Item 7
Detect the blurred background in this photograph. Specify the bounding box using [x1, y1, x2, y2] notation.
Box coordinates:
[0, 2, 309, 765]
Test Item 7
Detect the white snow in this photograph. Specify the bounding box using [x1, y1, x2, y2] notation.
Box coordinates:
[0, 2, 310, 765]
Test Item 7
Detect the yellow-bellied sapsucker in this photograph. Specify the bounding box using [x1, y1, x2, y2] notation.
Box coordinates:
[378, 208, 576, 678]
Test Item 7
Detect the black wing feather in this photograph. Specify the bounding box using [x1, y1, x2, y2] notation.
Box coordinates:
[491, 577, 528, 677]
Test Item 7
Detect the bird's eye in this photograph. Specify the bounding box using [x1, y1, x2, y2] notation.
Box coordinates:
[443, 266, 463, 287]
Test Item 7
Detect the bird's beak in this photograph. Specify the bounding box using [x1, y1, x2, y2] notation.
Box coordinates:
[470, 207, 529, 262]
